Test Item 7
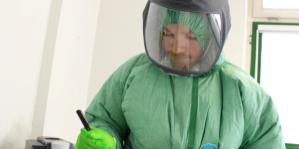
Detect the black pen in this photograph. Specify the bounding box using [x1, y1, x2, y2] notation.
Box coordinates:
[76, 109, 90, 131]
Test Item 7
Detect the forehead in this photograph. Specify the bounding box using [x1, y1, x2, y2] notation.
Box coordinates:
[164, 24, 193, 34]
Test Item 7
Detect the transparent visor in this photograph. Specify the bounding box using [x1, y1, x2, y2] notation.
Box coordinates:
[145, 3, 222, 73]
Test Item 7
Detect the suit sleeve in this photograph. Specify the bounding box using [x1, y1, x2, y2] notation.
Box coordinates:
[240, 84, 285, 149]
[85, 55, 142, 148]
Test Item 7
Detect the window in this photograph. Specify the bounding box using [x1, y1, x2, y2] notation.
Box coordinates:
[251, 22, 299, 144]
[253, 0, 299, 18]
[263, 0, 299, 9]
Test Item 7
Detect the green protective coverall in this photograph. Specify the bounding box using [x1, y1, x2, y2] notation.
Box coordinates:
[85, 53, 285, 149]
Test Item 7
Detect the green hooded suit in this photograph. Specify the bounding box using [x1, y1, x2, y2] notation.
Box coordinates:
[85, 53, 285, 149]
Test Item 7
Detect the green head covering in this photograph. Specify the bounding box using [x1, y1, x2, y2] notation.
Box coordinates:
[160, 9, 211, 52]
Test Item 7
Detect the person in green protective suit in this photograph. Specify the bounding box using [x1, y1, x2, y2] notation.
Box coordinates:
[75, 0, 285, 149]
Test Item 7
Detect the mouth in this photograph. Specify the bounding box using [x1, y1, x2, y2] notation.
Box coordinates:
[171, 59, 189, 71]
[168, 53, 190, 70]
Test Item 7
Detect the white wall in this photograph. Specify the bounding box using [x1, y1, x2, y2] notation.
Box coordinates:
[0, 0, 101, 148]
[87, 0, 148, 105]
[223, 0, 248, 70]
[0, 0, 51, 148]
[41, 0, 101, 143]
[31, 0, 63, 140]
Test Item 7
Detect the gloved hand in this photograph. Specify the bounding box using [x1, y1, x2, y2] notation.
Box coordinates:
[75, 126, 116, 149]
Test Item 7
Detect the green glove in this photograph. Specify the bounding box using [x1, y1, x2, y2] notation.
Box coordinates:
[75, 126, 116, 149]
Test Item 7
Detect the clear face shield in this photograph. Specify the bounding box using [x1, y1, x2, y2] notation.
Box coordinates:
[144, 2, 222, 75]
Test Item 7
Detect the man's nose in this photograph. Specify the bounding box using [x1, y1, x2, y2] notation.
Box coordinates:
[173, 36, 188, 54]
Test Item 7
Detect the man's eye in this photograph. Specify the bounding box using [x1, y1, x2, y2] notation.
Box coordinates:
[187, 34, 196, 40]
[163, 32, 174, 37]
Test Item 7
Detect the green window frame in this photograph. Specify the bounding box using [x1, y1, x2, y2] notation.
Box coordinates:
[250, 22, 299, 83]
